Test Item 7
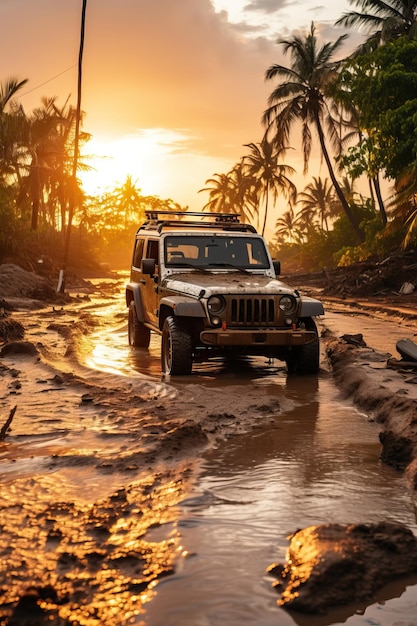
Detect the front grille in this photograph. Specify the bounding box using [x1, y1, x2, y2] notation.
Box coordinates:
[228, 297, 278, 326]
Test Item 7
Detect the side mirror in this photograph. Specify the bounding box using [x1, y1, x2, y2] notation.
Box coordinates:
[142, 258, 156, 275]
[273, 260, 281, 276]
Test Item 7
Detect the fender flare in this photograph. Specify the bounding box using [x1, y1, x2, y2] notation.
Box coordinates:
[160, 295, 205, 319]
[126, 283, 146, 322]
[300, 296, 325, 317]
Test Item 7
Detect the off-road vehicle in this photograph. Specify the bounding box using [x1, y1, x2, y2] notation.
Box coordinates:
[126, 211, 324, 375]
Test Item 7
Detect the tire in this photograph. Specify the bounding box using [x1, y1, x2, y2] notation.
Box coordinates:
[161, 316, 193, 375]
[285, 318, 320, 375]
[128, 301, 150, 348]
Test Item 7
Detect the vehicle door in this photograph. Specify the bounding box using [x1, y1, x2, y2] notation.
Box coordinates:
[140, 238, 160, 328]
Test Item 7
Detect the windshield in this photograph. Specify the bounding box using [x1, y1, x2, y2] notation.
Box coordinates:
[164, 235, 270, 270]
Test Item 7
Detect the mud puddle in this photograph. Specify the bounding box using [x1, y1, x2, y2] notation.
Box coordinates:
[144, 373, 417, 626]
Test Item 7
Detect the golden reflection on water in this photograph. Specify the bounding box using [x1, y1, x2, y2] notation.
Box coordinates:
[0, 469, 192, 624]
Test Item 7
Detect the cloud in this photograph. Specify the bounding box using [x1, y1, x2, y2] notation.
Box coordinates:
[80, 0, 277, 153]
[244, 0, 292, 14]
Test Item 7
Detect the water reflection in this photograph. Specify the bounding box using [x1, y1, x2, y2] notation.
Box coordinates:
[27, 286, 417, 625]
[145, 375, 417, 626]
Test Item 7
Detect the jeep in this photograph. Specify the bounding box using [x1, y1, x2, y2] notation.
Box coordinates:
[126, 211, 324, 375]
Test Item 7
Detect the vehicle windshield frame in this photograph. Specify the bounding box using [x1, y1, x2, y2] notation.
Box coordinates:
[163, 234, 271, 270]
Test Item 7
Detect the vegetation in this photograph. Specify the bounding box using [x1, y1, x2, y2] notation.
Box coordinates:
[0, 80, 186, 273]
[2, 0, 417, 280]
[200, 2, 417, 272]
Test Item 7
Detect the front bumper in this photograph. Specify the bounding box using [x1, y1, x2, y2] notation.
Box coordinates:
[200, 328, 317, 347]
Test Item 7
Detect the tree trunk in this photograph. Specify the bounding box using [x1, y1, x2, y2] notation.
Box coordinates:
[373, 174, 387, 226]
[315, 115, 365, 243]
[261, 190, 269, 236]
[31, 197, 39, 231]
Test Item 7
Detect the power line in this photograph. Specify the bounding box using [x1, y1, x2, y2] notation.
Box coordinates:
[19, 65, 76, 98]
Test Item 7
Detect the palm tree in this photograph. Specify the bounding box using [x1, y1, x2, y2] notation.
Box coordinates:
[336, 0, 417, 50]
[297, 176, 335, 230]
[263, 22, 365, 243]
[275, 205, 304, 243]
[199, 172, 237, 215]
[17, 98, 63, 230]
[113, 175, 144, 227]
[228, 160, 258, 225]
[242, 138, 296, 236]
[0, 78, 28, 114]
[0, 78, 28, 184]
[47, 97, 90, 232]
[199, 162, 260, 227]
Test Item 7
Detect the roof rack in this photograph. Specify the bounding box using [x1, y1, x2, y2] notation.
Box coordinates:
[140, 210, 257, 234]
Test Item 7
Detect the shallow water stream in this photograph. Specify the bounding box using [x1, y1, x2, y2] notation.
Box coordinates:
[143, 372, 417, 626]
[85, 291, 417, 625]
[2, 282, 417, 625]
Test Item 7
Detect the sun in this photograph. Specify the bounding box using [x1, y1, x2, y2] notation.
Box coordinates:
[78, 127, 234, 212]
[79, 129, 183, 197]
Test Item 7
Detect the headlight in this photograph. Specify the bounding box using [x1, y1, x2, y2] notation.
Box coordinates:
[207, 295, 225, 314]
[279, 295, 296, 313]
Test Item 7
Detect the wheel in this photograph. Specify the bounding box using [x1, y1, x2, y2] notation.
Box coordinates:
[161, 316, 193, 375]
[128, 301, 150, 347]
[285, 318, 320, 375]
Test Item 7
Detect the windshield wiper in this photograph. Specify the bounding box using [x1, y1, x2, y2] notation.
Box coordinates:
[209, 262, 250, 274]
[168, 261, 209, 273]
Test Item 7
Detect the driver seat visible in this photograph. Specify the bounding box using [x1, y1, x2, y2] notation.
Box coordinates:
[169, 251, 185, 262]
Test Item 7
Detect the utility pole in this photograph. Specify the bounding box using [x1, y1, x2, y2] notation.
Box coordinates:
[57, 0, 88, 293]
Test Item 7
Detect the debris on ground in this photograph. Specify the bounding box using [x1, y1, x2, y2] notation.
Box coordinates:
[396, 338, 417, 362]
[283, 250, 417, 303]
[340, 333, 367, 347]
[386, 339, 417, 371]
[0, 406, 17, 442]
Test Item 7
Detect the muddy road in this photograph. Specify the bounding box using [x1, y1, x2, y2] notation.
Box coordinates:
[1, 275, 417, 625]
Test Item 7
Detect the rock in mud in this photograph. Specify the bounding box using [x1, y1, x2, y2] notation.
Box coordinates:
[379, 430, 415, 471]
[0, 340, 38, 357]
[0, 318, 24, 342]
[268, 521, 417, 614]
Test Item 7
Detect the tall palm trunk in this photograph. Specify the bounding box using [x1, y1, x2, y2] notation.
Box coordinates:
[30, 164, 40, 230]
[314, 113, 365, 243]
[372, 175, 387, 225]
[261, 191, 269, 236]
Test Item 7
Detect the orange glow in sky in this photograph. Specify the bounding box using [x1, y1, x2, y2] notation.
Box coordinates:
[1, 0, 362, 213]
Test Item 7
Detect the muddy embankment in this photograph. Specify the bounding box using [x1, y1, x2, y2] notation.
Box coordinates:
[325, 334, 417, 484]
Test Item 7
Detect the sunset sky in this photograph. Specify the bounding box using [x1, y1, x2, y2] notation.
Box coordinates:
[1, 0, 364, 212]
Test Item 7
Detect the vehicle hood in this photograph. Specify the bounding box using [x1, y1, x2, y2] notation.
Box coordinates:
[161, 272, 298, 298]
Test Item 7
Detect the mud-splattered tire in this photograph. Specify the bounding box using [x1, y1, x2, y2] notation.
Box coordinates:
[128, 301, 150, 348]
[161, 316, 192, 375]
[285, 318, 319, 375]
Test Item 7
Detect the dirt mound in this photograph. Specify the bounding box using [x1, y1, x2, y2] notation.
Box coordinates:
[0, 264, 57, 300]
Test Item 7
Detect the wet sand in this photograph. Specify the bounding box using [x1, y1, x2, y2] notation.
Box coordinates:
[1, 272, 417, 624]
